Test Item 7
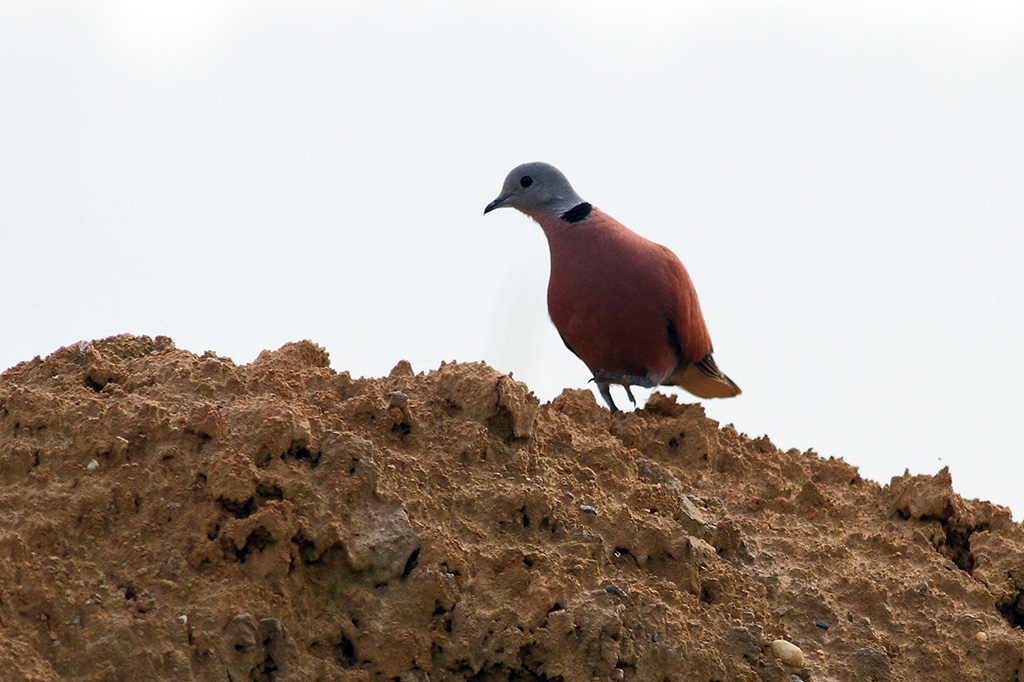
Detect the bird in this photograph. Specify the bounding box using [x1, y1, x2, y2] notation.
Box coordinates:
[484, 161, 740, 413]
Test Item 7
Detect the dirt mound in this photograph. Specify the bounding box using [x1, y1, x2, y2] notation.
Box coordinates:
[1, 334, 1023, 681]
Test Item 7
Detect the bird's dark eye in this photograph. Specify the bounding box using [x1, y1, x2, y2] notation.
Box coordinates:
[520, 176, 533, 188]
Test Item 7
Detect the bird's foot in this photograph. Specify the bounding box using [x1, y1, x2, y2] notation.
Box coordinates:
[590, 371, 656, 411]
[595, 382, 619, 413]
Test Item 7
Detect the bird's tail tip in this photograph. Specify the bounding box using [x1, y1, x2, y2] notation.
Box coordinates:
[667, 357, 742, 399]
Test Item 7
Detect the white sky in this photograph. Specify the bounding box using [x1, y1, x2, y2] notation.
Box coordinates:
[3, 2, 1022, 515]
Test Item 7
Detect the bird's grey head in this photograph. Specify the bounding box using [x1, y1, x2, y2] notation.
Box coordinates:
[484, 162, 585, 219]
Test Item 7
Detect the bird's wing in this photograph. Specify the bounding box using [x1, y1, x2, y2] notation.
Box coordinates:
[657, 244, 711, 364]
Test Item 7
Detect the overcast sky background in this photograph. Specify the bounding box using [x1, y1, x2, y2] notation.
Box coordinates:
[3, 2, 1022, 515]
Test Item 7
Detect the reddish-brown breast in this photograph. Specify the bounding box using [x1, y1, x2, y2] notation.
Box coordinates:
[535, 207, 712, 384]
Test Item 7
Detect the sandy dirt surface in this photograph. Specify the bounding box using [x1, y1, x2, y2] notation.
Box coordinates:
[1, 334, 1023, 681]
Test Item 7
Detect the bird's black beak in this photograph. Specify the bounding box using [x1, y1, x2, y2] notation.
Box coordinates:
[483, 193, 510, 215]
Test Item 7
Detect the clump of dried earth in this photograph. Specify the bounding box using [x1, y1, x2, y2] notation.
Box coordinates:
[1, 334, 1023, 681]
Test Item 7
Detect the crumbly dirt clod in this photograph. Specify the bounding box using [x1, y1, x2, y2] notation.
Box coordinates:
[1, 335, 1023, 681]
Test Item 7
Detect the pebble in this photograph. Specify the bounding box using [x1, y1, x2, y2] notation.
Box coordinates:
[771, 639, 805, 668]
[604, 584, 624, 596]
[579, 504, 597, 515]
[814, 620, 830, 630]
[974, 631, 988, 643]
[609, 668, 624, 681]
[86, 459, 99, 471]
[851, 646, 890, 677]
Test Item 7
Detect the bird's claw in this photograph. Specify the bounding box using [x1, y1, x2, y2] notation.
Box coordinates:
[590, 370, 654, 410]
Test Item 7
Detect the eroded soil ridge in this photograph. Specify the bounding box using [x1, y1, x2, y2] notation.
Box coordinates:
[1, 335, 1023, 681]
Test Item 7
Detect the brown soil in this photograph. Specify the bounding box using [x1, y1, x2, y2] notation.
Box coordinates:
[1, 334, 1023, 681]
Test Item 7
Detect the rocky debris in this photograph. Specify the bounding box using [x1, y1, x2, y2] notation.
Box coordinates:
[770, 639, 805, 668]
[0, 334, 1023, 681]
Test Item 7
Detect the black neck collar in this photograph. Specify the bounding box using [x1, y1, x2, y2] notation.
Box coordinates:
[560, 202, 592, 223]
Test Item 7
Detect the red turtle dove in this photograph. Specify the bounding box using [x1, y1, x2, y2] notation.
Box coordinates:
[484, 162, 740, 412]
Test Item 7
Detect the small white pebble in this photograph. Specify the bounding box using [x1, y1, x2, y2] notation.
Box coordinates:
[179, 614, 188, 626]
[974, 631, 988, 643]
[771, 639, 805, 668]
[86, 459, 100, 471]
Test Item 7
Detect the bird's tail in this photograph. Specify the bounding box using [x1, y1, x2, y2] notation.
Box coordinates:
[665, 355, 741, 399]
